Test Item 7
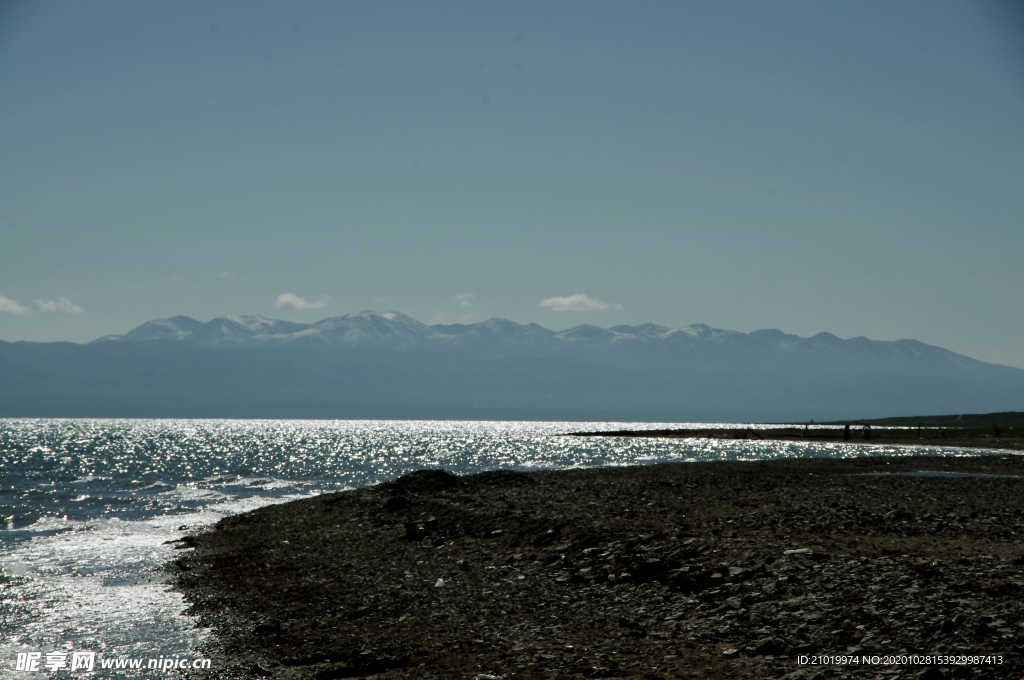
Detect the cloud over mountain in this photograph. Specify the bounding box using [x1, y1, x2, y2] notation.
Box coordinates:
[275, 293, 329, 310]
[0, 295, 28, 314]
[37, 297, 84, 313]
[539, 294, 615, 311]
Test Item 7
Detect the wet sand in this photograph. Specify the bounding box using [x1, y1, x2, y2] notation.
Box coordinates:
[171, 453, 1024, 680]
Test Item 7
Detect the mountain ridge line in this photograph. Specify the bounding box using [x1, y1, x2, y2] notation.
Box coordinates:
[2, 310, 1022, 421]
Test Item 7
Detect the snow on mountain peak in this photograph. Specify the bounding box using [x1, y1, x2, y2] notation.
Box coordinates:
[86, 312, 991, 372]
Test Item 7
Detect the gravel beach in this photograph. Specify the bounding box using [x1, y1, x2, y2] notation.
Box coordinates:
[171, 453, 1024, 680]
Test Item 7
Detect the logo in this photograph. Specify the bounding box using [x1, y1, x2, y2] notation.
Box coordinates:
[14, 650, 208, 672]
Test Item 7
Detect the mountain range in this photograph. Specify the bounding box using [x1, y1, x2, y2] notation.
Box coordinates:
[2, 311, 1022, 421]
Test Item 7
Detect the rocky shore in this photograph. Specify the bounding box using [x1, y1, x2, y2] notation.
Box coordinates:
[171, 454, 1024, 680]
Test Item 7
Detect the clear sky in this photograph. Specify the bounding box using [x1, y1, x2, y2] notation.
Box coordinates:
[1, 0, 1022, 367]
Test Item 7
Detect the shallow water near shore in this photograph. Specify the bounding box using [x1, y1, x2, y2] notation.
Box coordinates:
[0, 418, 1008, 677]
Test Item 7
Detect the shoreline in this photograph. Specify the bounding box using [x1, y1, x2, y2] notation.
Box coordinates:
[172, 454, 1024, 679]
[562, 428, 1024, 452]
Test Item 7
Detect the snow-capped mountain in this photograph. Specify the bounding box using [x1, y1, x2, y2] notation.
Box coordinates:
[91, 310, 994, 374]
[3, 311, 1021, 421]
[94, 311, 433, 350]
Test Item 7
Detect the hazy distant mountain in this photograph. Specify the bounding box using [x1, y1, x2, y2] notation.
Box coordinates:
[3, 311, 1023, 421]
[89, 310, 994, 370]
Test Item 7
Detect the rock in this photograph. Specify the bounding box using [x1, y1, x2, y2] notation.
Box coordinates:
[533, 529, 558, 547]
[752, 638, 782, 656]
[914, 667, 945, 680]
[313, 654, 409, 679]
[385, 469, 460, 494]
[253, 621, 281, 635]
[402, 521, 430, 541]
[617, 617, 641, 630]
[781, 671, 810, 680]
[385, 496, 407, 512]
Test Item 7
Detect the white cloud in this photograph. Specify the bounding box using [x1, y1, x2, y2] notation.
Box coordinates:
[0, 294, 29, 313]
[275, 293, 329, 310]
[455, 293, 474, 307]
[216, 271, 237, 280]
[539, 293, 617, 312]
[36, 296, 84, 313]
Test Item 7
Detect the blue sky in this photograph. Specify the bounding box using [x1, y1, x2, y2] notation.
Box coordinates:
[1, 0, 1022, 367]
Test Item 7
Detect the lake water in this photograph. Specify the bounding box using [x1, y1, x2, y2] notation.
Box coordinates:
[0, 418, 998, 677]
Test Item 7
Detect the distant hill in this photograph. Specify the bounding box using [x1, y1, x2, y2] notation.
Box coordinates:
[2, 311, 1023, 421]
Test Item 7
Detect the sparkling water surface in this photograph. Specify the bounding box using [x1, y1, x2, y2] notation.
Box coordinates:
[0, 418, 1001, 677]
